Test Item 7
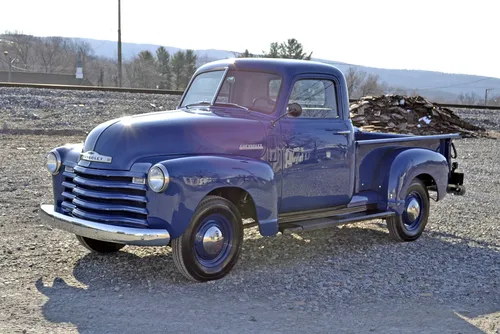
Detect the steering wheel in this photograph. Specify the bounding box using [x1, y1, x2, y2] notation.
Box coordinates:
[252, 97, 275, 107]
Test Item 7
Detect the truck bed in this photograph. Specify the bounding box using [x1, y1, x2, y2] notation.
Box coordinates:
[354, 130, 460, 195]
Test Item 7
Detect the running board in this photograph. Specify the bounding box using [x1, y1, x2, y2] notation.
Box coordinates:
[278, 204, 376, 224]
[279, 211, 395, 234]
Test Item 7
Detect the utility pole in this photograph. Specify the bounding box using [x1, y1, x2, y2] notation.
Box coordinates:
[3, 51, 14, 82]
[485, 88, 494, 106]
[117, 0, 122, 87]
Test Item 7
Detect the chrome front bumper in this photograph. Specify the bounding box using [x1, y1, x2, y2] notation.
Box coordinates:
[39, 204, 171, 246]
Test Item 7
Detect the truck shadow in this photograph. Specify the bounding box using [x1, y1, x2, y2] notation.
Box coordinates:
[35, 224, 499, 333]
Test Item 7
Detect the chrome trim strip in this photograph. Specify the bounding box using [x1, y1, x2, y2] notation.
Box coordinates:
[62, 181, 76, 189]
[62, 191, 76, 200]
[72, 186, 147, 203]
[74, 165, 145, 178]
[61, 201, 76, 211]
[71, 208, 147, 227]
[357, 134, 461, 146]
[73, 176, 147, 191]
[62, 171, 77, 179]
[39, 204, 170, 246]
[72, 197, 148, 215]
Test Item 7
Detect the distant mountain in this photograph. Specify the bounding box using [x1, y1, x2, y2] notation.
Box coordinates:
[79, 38, 500, 102]
[79, 38, 234, 64]
[317, 59, 500, 102]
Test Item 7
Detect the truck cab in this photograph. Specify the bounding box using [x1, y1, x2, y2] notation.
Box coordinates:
[40, 58, 465, 281]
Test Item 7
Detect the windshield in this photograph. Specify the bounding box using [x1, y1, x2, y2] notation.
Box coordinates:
[180, 69, 283, 114]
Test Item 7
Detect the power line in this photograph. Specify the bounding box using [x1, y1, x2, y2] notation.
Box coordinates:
[410, 78, 493, 91]
[375, 76, 494, 93]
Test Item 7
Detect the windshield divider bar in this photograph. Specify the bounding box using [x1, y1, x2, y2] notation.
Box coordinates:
[211, 67, 229, 105]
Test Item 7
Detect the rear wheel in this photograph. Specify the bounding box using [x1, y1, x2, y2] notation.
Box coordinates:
[387, 179, 430, 242]
[76, 235, 125, 253]
[172, 196, 243, 282]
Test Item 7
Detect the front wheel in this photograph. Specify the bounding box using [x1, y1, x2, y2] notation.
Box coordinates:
[76, 235, 125, 253]
[387, 179, 430, 242]
[172, 196, 243, 282]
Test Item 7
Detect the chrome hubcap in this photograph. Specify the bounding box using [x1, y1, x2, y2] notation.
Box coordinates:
[406, 198, 421, 222]
[202, 226, 224, 256]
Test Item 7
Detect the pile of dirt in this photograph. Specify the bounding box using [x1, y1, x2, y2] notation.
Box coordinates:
[349, 95, 488, 138]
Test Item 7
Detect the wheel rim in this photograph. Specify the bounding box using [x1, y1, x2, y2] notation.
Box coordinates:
[403, 191, 423, 231]
[194, 213, 233, 268]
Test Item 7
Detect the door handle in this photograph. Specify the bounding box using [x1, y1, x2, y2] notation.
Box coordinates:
[335, 130, 351, 135]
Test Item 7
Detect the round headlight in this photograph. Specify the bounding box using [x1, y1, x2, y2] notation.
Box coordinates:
[148, 165, 169, 193]
[46, 151, 61, 175]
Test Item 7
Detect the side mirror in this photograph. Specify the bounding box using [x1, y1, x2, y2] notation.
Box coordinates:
[271, 102, 303, 127]
[287, 103, 302, 117]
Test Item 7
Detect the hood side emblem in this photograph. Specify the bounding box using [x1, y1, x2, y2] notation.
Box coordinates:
[239, 144, 263, 151]
[80, 151, 113, 163]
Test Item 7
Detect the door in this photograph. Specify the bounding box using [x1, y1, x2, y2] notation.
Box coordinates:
[279, 77, 354, 213]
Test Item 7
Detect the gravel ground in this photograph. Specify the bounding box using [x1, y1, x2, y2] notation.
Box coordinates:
[0, 88, 499, 333]
[0, 87, 179, 134]
[454, 108, 500, 132]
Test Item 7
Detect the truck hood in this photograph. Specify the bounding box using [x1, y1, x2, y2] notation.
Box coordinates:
[79, 109, 268, 170]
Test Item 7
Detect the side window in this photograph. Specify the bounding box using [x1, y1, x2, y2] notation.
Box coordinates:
[288, 79, 338, 118]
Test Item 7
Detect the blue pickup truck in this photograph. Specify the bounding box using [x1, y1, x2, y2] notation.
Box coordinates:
[40, 58, 465, 281]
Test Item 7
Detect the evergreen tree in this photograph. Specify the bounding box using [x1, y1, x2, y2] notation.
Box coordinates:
[171, 51, 186, 90]
[264, 42, 280, 58]
[138, 50, 155, 62]
[278, 38, 312, 60]
[156, 46, 171, 89]
[238, 49, 255, 58]
[260, 39, 312, 60]
[183, 49, 197, 87]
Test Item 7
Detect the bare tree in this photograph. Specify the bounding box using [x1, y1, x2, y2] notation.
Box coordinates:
[358, 74, 385, 97]
[33, 36, 75, 73]
[83, 56, 119, 86]
[1, 31, 36, 69]
[345, 67, 366, 98]
[126, 51, 158, 88]
[457, 92, 481, 105]
[488, 94, 500, 106]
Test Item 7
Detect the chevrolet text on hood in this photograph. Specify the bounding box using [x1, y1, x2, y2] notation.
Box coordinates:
[40, 58, 466, 282]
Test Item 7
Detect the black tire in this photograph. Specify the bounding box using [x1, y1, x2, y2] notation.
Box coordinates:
[387, 179, 430, 242]
[172, 196, 243, 282]
[76, 235, 125, 253]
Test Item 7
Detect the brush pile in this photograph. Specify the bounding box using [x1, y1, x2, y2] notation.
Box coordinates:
[349, 95, 487, 137]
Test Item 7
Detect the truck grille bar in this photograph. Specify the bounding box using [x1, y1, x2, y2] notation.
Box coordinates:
[61, 165, 148, 227]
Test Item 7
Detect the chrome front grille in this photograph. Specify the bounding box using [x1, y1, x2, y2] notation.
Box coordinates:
[61, 165, 148, 227]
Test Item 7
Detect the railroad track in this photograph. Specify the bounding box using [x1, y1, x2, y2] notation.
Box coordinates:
[1, 81, 499, 110]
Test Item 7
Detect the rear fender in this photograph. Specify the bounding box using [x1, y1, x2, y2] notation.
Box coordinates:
[147, 156, 278, 238]
[386, 148, 449, 214]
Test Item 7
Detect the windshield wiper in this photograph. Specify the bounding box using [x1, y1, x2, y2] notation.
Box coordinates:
[213, 102, 249, 111]
[183, 101, 211, 109]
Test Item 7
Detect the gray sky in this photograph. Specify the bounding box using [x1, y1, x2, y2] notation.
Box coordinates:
[1, 0, 498, 78]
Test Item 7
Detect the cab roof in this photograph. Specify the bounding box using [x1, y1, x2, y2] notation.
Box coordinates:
[196, 58, 346, 80]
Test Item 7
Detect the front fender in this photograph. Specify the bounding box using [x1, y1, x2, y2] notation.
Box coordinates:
[387, 148, 449, 214]
[147, 155, 278, 238]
